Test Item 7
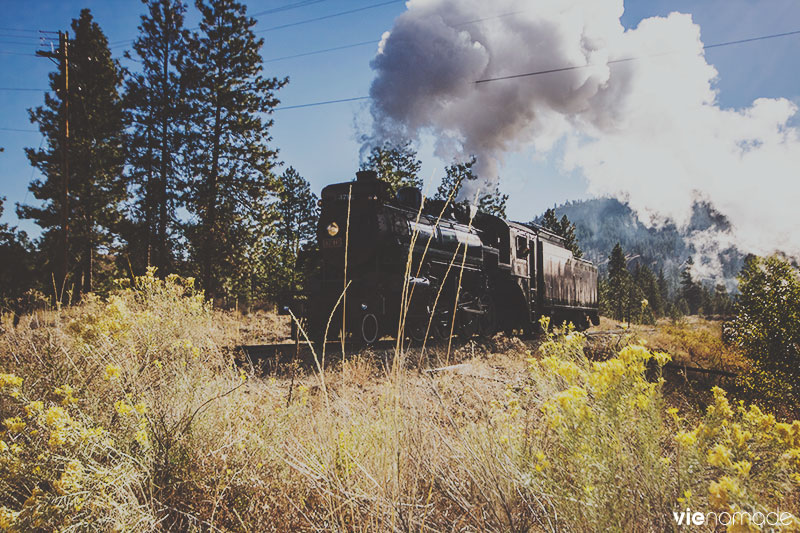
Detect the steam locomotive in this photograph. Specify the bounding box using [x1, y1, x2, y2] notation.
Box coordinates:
[295, 170, 599, 345]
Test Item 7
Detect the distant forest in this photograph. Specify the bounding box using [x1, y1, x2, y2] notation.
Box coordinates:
[533, 199, 743, 323]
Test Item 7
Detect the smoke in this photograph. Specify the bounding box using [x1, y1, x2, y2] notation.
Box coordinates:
[367, 0, 800, 272]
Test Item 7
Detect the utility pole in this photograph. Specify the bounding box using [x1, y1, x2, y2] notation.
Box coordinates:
[37, 31, 70, 302]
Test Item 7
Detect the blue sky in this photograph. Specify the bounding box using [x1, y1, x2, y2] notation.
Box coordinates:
[1, 0, 798, 238]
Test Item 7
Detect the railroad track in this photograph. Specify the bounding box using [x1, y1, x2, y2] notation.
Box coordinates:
[237, 333, 738, 380]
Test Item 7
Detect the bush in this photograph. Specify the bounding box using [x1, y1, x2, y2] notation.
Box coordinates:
[1, 275, 798, 531]
[727, 255, 800, 413]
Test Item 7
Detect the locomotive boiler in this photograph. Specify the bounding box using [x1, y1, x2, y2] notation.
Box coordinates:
[297, 170, 599, 345]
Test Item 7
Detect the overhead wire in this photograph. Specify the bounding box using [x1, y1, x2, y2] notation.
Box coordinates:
[251, 0, 330, 17]
[275, 96, 369, 110]
[255, 0, 402, 33]
[475, 28, 800, 84]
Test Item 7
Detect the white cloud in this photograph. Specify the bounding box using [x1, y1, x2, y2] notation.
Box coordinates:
[368, 0, 800, 271]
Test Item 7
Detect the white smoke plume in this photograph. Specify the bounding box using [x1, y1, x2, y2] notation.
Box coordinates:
[367, 0, 800, 272]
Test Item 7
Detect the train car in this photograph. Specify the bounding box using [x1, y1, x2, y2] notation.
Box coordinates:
[294, 170, 598, 345]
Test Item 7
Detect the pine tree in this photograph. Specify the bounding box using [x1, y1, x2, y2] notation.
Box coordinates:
[277, 167, 318, 292]
[606, 242, 629, 321]
[434, 156, 508, 218]
[123, 0, 189, 275]
[712, 283, 732, 316]
[0, 198, 35, 322]
[20, 9, 126, 298]
[183, 0, 287, 300]
[680, 257, 702, 315]
[633, 263, 663, 318]
[361, 140, 422, 193]
[540, 208, 583, 258]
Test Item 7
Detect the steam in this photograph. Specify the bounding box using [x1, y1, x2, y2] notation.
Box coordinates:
[367, 0, 800, 273]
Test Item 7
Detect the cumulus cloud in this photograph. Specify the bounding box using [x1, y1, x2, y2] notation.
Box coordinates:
[367, 0, 800, 272]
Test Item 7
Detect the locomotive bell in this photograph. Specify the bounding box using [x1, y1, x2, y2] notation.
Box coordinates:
[326, 222, 339, 236]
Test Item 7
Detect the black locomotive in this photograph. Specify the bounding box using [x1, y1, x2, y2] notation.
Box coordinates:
[295, 169, 599, 345]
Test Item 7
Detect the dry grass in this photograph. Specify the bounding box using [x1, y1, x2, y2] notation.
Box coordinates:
[0, 274, 798, 532]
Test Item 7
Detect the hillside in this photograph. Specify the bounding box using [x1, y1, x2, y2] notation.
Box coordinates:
[532, 197, 745, 291]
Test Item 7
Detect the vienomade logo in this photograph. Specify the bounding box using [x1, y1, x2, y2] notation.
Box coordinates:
[672, 508, 796, 528]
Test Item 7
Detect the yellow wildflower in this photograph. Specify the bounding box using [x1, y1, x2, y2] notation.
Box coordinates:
[105, 364, 121, 381]
[134, 427, 149, 447]
[134, 402, 147, 414]
[0, 373, 23, 391]
[43, 405, 68, 427]
[114, 400, 133, 416]
[0, 506, 19, 529]
[708, 476, 738, 508]
[732, 460, 752, 477]
[3, 417, 25, 433]
[675, 429, 698, 447]
[24, 401, 44, 418]
[54, 459, 84, 495]
[708, 444, 733, 467]
[54, 384, 78, 405]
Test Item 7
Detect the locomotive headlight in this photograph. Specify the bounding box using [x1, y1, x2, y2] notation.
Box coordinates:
[326, 222, 339, 236]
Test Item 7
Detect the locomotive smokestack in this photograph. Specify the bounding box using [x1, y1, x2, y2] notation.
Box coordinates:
[356, 170, 378, 182]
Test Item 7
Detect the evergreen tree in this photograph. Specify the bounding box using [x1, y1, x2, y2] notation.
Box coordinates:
[0, 198, 35, 322]
[277, 167, 318, 292]
[434, 156, 508, 218]
[728, 255, 800, 410]
[657, 268, 669, 311]
[183, 0, 287, 300]
[361, 140, 422, 193]
[540, 208, 583, 258]
[680, 257, 702, 315]
[20, 9, 126, 298]
[633, 263, 663, 318]
[712, 283, 733, 316]
[606, 242, 630, 321]
[123, 0, 189, 275]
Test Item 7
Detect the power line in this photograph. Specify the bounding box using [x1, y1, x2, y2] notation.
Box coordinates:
[0, 33, 46, 40]
[0, 51, 37, 57]
[251, 0, 331, 17]
[0, 27, 47, 33]
[264, 39, 378, 62]
[256, 0, 402, 33]
[0, 127, 40, 133]
[260, 8, 530, 64]
[0, 87, 46, 91]
[275, 96, 369, 110]
[108, 0, 336, 50]
[475, 28, 800, 84]
[703, 28, 800, 49]
[0, 39, 44, 46]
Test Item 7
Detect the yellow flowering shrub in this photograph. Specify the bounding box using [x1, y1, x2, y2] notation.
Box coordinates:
[513, 324, 673, 529]
[0, 375, 154, 530]
[671, 385, 800, 518]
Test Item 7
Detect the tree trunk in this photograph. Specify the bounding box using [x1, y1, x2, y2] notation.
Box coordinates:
[157, 43, 170, 275]
[203, 94, 221, 299]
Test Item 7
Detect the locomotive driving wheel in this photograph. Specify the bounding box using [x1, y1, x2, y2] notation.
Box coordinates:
[357, 312, 380, 346]
[407, 319, 428, 343]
